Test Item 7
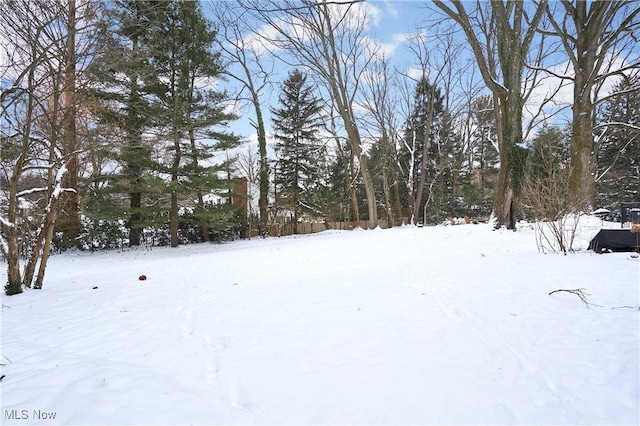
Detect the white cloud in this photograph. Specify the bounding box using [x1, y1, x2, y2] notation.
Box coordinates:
[382, 0, 399, 19]
[378, 32, 413, 58]
[407, 67, 427, 81]
[241, 22, 283, 57]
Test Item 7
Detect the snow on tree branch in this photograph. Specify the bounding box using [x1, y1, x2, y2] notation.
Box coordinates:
[593, 122, 640, 132]
[0, 215, 14, 230]
[16, 187, 49, 198]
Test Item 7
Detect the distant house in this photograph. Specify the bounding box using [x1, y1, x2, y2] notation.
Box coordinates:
[231, 177, 248, 218]
[201, 177, 248, 218]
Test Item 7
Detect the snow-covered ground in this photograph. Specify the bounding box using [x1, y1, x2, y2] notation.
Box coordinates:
[1, 219, 638, 425]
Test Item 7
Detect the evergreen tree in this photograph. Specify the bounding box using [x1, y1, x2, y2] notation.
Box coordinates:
[368, 139, 395, 222]
[150, 0, 240, 247]
[521, 125, 570, 220]
[429, 112, 467, 222]
[87, 0, 168, 246]
[87, 0, 240, 246]
[399, 76, 447, 223]
[271, 69, 325, 233]
[466, 95, 499, 218]
[595, 75, 640, 210]
[320, 144, 363, 222]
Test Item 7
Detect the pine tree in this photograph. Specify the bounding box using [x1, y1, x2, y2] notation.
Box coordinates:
[463, 95, 499, 218]
[521, 125, 570, 220]
[595, 75, 640, 209]
[321, 145, 363, 222]
[150, 0, 240, 247]
[399, 76, 447, 223]
[271, 69, 325, 233]
[87, 0, 168, 246]
[87, 0, 240, 246]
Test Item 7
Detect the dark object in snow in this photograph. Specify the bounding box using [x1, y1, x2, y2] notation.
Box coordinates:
[138, 275, 147, 281]
[92, 286, 98, 290]
[589, 229, 640, 253]
[0, 375, 5, 382]
[589, 202, 640, 253]
[621, 202, 640, 226]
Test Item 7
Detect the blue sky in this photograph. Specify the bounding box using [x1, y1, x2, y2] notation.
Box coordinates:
[204, 0, 607, 157]
[209, 0, 475, 147]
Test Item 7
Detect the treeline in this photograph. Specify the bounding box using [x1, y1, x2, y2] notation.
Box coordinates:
[1, 0, 638, 294]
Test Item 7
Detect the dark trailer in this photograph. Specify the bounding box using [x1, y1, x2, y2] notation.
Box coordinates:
[589, 202, 640, 253]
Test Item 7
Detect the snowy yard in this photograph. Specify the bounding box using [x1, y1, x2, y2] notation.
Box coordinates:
[1, 220, 638, 425]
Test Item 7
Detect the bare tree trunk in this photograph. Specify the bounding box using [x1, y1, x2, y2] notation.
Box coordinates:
[129, 193, 142, 246]
[170, 128, 181, 247]
[2, 222, 22, 295]
[254, 97, 270, 237]
[57, 0, 80, 241]
[170, 192, 179, 247]
[23, 180, 65, 288]
[492, 91, 520, 229]
[345, 148, 360, 221]
[393, 173, 404, 225]
[1, 0, 87, 294]
[34, 209, 58, 289]
[380, 137, 394, 227]
[569, 69, 595, 211]
[189, 127, 209, 242]
[413, 93, 437, 220]
[406, 137, 416, 224]
[359, 154, 377, 227]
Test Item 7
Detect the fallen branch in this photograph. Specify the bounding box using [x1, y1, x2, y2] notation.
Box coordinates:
[549, 288, 602, 309]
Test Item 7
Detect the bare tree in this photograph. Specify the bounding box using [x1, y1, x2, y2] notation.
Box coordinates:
[544, 1, 640, 211]
[433, 0, 548, 229]
[0, 0, 85, 293]
[209, 2, 272, 237]
[54, 0, 80, 242]
[247, 0, 379, 228]
[360, 55, 404, 226]
[407, 31, 468, 225]
[235, 142, 260, 238]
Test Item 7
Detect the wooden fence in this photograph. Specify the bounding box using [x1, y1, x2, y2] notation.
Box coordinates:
[248, 218, 409, 238]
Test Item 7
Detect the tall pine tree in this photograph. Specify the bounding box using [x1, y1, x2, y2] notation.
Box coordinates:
[88, 0, 240, 246]
[271, 69, 325, 233]
[399, 76, 446, 223]
[150, 0, 240, 247]
[87, 0, 168, 246]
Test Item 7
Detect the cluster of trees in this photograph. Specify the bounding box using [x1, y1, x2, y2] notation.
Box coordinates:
[1, 0, 241, 294]
[233, 0, 637, 228]
[1, 0, 638, 294]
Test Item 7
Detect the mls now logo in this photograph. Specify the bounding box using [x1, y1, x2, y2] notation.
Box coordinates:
[5, 409, 57, 420]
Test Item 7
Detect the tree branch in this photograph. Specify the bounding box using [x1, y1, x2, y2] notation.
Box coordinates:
[549, 288, 602, 308]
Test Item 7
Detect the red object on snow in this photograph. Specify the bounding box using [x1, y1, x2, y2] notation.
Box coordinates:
[138, 275, 147, 281]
